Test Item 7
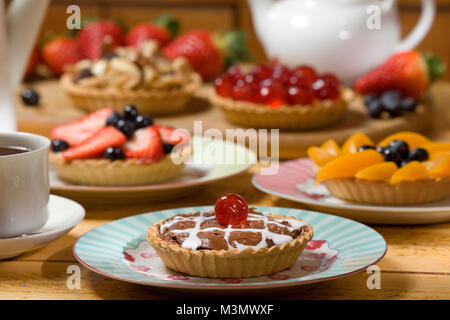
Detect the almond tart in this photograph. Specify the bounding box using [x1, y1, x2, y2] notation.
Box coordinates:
[309, 132, 450, 205]
[210, 63, 353, 130]
[61, 40, 202, 116]
[147, 203, 313, 278]
[49, 106, 190, 186]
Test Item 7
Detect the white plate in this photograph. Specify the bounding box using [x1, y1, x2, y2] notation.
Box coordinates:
[252, 158, 450, 225]
[50, 136, 256, 204]
[0, 195, 85, 260]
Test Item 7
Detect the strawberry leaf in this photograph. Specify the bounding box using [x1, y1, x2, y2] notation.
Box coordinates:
[423, 52, 446, 82]
[154, 14, 180, 37]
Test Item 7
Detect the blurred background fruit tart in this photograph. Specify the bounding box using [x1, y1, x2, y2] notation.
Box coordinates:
[49, 105, 191, 186]
[60, 40, 202, 115]
[354, 50, 446, 119]
[308, 132, 450, 205]
[147, 193, 314, 278]
[210, 61, 354, 130]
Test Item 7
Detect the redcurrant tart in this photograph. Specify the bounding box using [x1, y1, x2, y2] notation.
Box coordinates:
[214, 193, 249, 226]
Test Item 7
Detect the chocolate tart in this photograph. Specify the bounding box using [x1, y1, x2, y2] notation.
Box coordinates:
[147, 209, 314, 278]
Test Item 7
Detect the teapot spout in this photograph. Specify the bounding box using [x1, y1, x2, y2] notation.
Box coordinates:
[246, 0, 273, 42]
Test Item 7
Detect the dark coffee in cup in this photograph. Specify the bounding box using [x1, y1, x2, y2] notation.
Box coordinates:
[0, 146, 30, 156]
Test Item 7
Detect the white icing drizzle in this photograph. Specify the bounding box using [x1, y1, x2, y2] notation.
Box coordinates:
[159, 211, 306, 250]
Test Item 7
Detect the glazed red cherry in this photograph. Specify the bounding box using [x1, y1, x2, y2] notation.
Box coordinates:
[259, 78, 286, 107]
[253, 64, 272, 80]
[321, 73, 341, 88]
[287, 86, 314, 105]
[312, 77, 340, 100]
[292, 65, 318, 85]
[214, 74, 234, 98]
[214, 193, 249, 226]
[271, 63, 291, 84]
[232, 82, 254, 101]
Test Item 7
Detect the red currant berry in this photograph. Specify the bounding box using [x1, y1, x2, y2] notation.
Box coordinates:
[214, 74, 234, 98]
[271, 64, 291, 84]
[227, 65, 242, 77]
[232, 82, 254, 101]
[253, 64, 272, 80]
[292, 65, 318, 85]
[312, 78, 340, 100]
[287, 86, 314, 105]
[321, 73, 341, 88]
[259, 79, 286, 107]
[214, 193, 249, 226]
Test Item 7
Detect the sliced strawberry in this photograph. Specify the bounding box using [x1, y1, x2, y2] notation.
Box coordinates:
[123, 126, 163, 162]
[51, 108, 114, 147]
[62, 126, 126, 161]
[154, 124, 191, 146]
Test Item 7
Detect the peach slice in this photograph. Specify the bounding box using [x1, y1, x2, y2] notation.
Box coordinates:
[341, 133, 374, 154]
[316, 150, 384, 184]
[423, 154, 449, 171]
[307, 146, 335, 166]
[390, 161, 429, 184]
[430, 151, 450, 160]
[428, 155, 450, 178]
[420, 142, 450, 157]
[321, 139, 340, 156]
[377, 132, 431, 150]
[355, 162, 398, 181]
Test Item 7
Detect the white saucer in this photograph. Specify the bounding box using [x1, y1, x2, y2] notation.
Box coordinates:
[0, 195, 85, 260]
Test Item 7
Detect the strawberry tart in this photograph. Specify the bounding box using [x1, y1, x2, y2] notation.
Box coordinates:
[147, 194, 314, 278]
[61, 40, 201, 115]
[210, 62, 353, 130]
[49, 105, 190, 186]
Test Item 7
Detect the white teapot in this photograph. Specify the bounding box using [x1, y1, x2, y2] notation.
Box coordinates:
[247, 0, 435, 85]
[0, 0, 49, 132]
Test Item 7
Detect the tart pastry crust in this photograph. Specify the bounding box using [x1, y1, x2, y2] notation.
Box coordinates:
[210, 88, 353, 130]
[61, 72, 202, 116]
[323, 178, 450, 205]
[147, 212, 314, 278]
[49, 152, 184, 186]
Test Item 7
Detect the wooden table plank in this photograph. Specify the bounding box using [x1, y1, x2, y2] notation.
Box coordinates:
[0, 260, 448, 299]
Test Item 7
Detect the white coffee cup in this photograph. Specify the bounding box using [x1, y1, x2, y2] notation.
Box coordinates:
[0, 132, 50, 238]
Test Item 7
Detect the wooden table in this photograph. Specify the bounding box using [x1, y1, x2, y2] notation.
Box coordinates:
[1, 82, 450, 300]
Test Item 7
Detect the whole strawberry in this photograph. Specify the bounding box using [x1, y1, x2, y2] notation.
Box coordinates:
[76, 20, 124, 59]
[163, 29, 250, 80]
[125, 15, 179, 47]
[42, 36, 82, 76]
[354, 50, 446, 99]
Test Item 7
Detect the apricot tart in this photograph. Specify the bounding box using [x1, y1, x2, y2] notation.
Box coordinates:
[61, 40, 202, 115]
[308, 132, 450, 205]
[147, 194, 314, 278]
[209, 62, 353, 130]
[49, 106, 190, 186]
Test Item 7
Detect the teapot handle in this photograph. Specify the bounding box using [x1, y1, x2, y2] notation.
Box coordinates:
[394, 0, 436, 52]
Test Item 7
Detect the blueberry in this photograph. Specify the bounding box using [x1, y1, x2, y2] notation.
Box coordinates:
[367, 100, 384, 118]
[388, 140, 409, 159]
[358, 145, 376, 152]
[407, 148, 429, 162]
[51, 139, 70, 152]
[21, 88, 39, 106]
[115, 119, 135, 139]
[400, 97, 417, 113]
[363, 94, 378, 107]
[106, 112, 123, 126]
[74, 68, 93, 82]
[135, 115, 153, 129]
[380, 90, 403, 117]
[379, 147, 402, 166]
[123, 105, 139, 121]
[104, 147, 125, 161]
[163, 143, 175, 154]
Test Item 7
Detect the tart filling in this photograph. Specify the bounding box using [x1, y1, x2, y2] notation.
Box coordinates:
[157, 208, 310, 251]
